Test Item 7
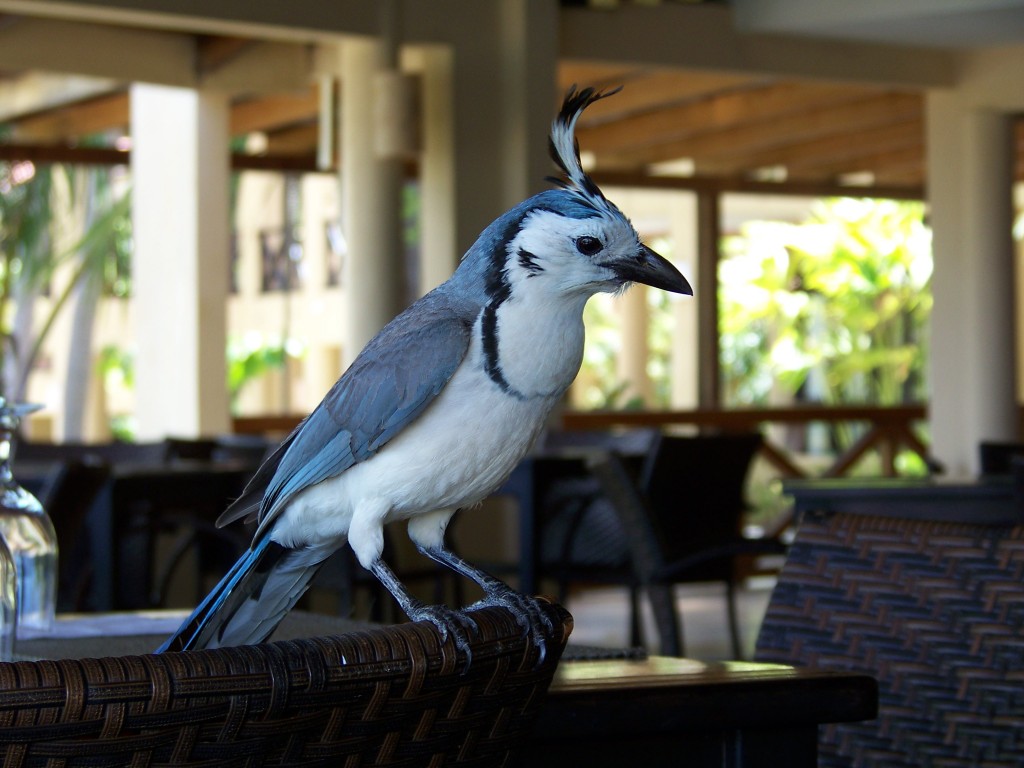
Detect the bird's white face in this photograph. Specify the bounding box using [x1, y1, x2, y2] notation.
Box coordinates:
[504, 207, 641, 298]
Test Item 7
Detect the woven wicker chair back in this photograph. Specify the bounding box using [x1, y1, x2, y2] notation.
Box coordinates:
[756, 511, 1024, 768]
[0, 603, 571, 767]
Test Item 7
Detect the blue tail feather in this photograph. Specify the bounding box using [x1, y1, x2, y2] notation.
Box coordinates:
[156, 536, 333, 652]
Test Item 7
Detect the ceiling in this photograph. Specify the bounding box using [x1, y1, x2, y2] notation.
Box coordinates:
[0, 57, 941, 194]
[729, 0, 1024, 50]
[0, 1, 1022, 195]
[562, 63, 931, 192]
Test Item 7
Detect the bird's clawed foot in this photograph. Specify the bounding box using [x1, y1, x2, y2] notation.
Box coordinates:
[406, 600, 480, 664]
[470, 586, 556, 667]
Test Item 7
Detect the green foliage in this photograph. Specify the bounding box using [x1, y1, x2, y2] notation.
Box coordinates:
[227, 332, 306, 409]
[97, 345, 134, 440]
[0, 160, 131, 399]
[578, 234, 678, 410]
[0, 161, 61, 396]
[718, 198, 932, 407]
[99, 344, 133, 389]
[0, 163, 55, 287]
[580, 296, 626, 408]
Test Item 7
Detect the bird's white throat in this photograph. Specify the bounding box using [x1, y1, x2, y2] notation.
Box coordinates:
[487, 287, 588, 399]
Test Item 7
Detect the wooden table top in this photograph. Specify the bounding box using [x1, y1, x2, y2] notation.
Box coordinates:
[545, 655, 877, 730]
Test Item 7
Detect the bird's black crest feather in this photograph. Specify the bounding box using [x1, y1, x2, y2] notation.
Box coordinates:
[547, 84, 622, 205]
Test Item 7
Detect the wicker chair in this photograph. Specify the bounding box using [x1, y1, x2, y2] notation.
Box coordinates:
[755, 509, 1024, 768]
[0, 602, 572, 767]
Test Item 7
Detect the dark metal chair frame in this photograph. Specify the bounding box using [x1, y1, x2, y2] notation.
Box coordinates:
[588, 432, 785, 658]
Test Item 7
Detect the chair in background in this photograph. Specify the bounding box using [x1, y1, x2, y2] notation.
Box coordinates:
[588, 432, 785, 658]
[534, 429, 656, 594]
[34, 458, 114, 611]
[209, 433, 275, 464]
[16, 436, 275, 611]
[755, 510, 1024, 768]
[16, 439, 169, 465]
[163, 434, 273, 465]
[978, 439, 1024, 476]
[107, 465, 254, 609]
[0, 603, 572, 767]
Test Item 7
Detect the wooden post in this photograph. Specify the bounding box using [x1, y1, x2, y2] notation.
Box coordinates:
[696, 189, 721, 410]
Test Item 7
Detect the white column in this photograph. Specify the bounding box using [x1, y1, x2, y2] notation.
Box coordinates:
[131, 84, 231, 440]
[616, 288, 653, 406]
[339, 37, 406, 363]
[417, 0, 558, 296]
[417, 45, 458, 294]
[669, 193, 699, 409]
[927, 92, 1016, 477]
[497, 0, 559, 206]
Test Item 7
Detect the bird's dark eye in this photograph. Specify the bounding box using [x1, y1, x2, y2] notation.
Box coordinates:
[575, 236, 603, 256]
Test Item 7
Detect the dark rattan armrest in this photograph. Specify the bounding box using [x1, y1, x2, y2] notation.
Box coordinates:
[0, 602, 572, 767]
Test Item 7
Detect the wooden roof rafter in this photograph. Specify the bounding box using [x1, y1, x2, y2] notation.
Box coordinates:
[580, 80, 867, 152]
[0, 45, 1002, 193]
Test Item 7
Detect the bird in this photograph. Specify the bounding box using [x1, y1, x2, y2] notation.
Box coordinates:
[157, 85, 692, 657]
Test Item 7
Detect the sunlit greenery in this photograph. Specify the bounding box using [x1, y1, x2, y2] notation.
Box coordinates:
[0, 159, 129, 405]
[719, 198, 932, 407]
[577, 201, 932, 413]
[227, 332, 306, 412]
[578, 235, 678, 410]
[0, 160, 58, 398]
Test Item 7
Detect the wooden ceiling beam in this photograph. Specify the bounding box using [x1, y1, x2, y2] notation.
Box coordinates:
[598, 92, 922, 171]
[593, 169, 925, 201]
[7, 85, 321, 144]
[0, 141, 329, 172]
[0, 72, 119, 122]
[577, 80, 885, 154]
[0, 142, 127, 164]
[260, 122, 319, 154]
[556, 61, 648, 93]
[196, 35, 254, 77]
[229, 85, 318, 136]
[870, 165, 927, 187]
[11, 90, 128, 142]
[784, 146, 924, 184]
[694, 119, 922, 177]
[558, 64, 771, 124]
[780, 122, 922, 174]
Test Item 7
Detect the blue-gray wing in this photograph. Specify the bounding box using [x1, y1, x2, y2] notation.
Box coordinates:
[219, 292, 475, 533]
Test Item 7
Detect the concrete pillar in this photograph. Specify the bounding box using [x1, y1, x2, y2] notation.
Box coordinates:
[416, 0, 558, 295]
[417, 45, 458, 294]
[339, 37, 406, 363]
[233, 171, 279, 297]
[496, 0, 560, 207]
[130, 84, 231, 440]
[927, 92, 1016, 477]
[83, 353, 111, 441]
[616, 287, 653, 406]
[669, 193, 699, 409]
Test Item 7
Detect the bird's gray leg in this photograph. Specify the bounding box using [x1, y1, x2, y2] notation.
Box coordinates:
[414, 543, 555, 664]
[369, 558, 479, 660]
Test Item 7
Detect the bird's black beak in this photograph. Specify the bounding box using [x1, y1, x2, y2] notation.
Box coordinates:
[616, 244, 693, 295]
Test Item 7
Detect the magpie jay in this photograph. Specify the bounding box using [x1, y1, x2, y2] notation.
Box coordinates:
[158, 86, 692, 656]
